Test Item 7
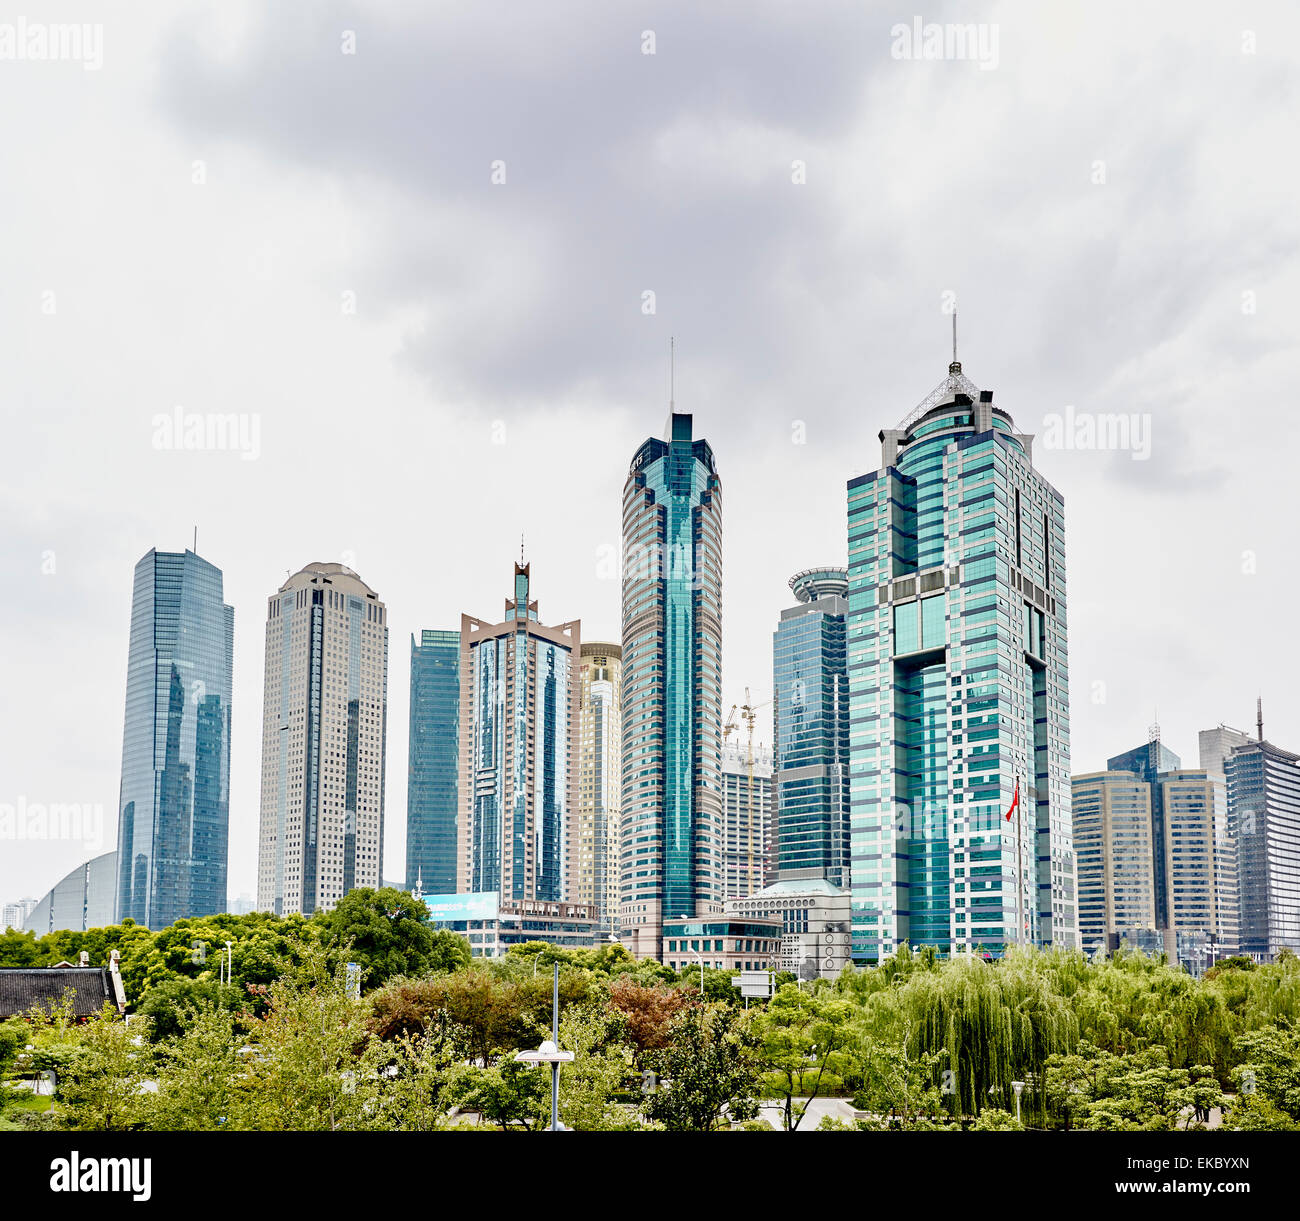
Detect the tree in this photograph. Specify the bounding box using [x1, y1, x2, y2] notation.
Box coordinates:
[356, 1013, 474, 1132]
[313, 887, 446, 990]
[608, 978, 694, 1068]
[132, 978, 246, 1043]
[52, 1004, 152, 1131]
[547, 1003, 637, 1131]
[643, 1005, 762, 1131]
[755, 985, 854, 1130]
[452, 1059, 549, 1130]
[149, 1004, 246, 1131]
[233, 944, 372, 1131]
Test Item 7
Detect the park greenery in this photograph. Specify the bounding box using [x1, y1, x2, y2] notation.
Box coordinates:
[2, 889, 1300, 1131]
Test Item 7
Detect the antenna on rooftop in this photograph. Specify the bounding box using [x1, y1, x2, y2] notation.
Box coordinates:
[670, 336, 675, 411]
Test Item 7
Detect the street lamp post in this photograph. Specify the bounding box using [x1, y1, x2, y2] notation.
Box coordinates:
[514, 962, 574, 1131]
[1012, 1080, 1025, 1126]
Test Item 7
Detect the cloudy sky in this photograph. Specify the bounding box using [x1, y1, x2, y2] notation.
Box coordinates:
[2, 0, 1297, 908]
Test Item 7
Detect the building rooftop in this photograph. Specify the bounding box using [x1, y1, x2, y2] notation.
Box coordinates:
[0, 966, 122, 1019]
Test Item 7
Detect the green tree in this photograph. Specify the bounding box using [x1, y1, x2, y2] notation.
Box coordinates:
[453, 1059, 549, 1130]
[314, 887, 447, 990]
[52, 1005, 152, 1131]
[755, 985, 854, 1131]
[149, 1004, 246, 1130]
[643, 1005, 762, 1131]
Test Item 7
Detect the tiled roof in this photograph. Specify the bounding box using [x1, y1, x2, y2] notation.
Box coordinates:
[0, 968, 115, 1018]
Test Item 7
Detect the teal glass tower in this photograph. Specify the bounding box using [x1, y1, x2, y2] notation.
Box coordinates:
[407, 629, 460, 896]
[772, 568, 850, 885]
[846, 355, 1076, 962]
[116, 548, 234, 928]
[620, 411, 723, 958]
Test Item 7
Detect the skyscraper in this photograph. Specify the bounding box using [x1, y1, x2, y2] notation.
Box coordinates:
[1225, 726, 1300, 961]
[458, 562, 580, 903]
[721, 742, 773, 899]
[257, 562, 388, 916]
[116, 548, 233, 928]
[620, 410, 723, 958]
[1073, 736, 1221, 970]
[578, 643, 622, 937]
[1199, 723, 1255, 956]
[1071, 771, 1159, 956]
[772, 567, 850, 886]
[846, 354, 1076, 962]
[407, 629, 460, 896]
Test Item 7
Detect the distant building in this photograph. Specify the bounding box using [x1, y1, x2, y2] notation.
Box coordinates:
[1226, 725, 1300, 961]
[227, 894, 256, 916]
[116, 548, 234, 928]
[1198, 724, 1255, 956]
[24, 852, 118, 936]
[458, 562, 580, 905]
[662, 916, 783, 975]
[578, 643, 622, 937]
[2, 898, 37, 932]
[726, 878, 852, 979]
[620, 410, 724, 959]
[414, 889, 596, 958]
[407, 629, 460, 896]
[1072, 735, 1221, 971]
[257, 562, 389, 916]
[772, 568, 850, 886]
[721, 743, 773, 899]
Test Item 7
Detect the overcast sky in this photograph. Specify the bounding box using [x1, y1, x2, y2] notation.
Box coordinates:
[2, 0, 1297, 907]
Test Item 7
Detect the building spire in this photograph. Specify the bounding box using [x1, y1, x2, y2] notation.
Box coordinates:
[1257, 695, 1264, 742]
[669, 336, 675, 411]
[949, 311, 961, 375]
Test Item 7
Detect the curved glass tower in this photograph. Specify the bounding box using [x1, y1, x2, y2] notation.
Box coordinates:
[773, 567, 850, 884]
[847, 359, 1076, 962]
[620, 411, 723, 958]
[116, 549, 233, 928]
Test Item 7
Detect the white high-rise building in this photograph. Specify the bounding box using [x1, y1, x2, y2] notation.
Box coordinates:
[257, 562, 389, 916]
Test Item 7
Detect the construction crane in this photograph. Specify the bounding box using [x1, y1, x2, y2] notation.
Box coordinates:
[725, 687, 772, 897]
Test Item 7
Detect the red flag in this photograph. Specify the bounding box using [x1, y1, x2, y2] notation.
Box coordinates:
[1005, 777, 1020, 822]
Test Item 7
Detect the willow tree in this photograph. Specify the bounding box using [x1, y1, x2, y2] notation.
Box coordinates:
[898, 955, 1076, 1122]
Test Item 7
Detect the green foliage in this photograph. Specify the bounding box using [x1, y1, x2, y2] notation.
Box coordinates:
[453, 1059, 549, 1130]
[755, 985, 854, 1130]
[132, 978, 246, 1043]
[315, 887, 455, 990]
[49, 1005, 153, 1131]
[643, 1005, 763, 1131]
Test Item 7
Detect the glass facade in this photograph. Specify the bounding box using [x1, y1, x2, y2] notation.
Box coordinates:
[116, 549, 233, 928]
[460, 564, 579, 905]
[1227, 739, 1300, 960]
[621, 412, 723, 954]
[846, 366, 1075, 963]
[772, 569, 850, 885]
[407, 629, 459, 895]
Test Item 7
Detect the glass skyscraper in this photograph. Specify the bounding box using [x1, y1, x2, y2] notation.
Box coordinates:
[116, 548, 233, 928]
[772, 567, 850, 886]
[620, 410, 723, 958]
[407, 629, 460, 896]
[1226, 734, 1300, 960]
[846, 357, 1076, 962]
[458, 563, 580, 903]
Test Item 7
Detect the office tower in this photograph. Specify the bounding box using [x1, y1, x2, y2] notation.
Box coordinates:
[772, 567, 850, 886]
[3, 897, 37, 932]
[620, 410, 724, 958]
[1070, 773, 1158, 955]
[578, 643, 622, 937]
[1225, 713, 1300, 960]
[257, 562, 388, 916]
[407, 629, 460, 896]
[116, 548, 233, 928]
[846, 354, 1076, 963]
[457, 562, 580, 903]
[721, 742, 773, 899]
[1072, 735, 1220, 969]
[1199, 724, 1254, 956]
